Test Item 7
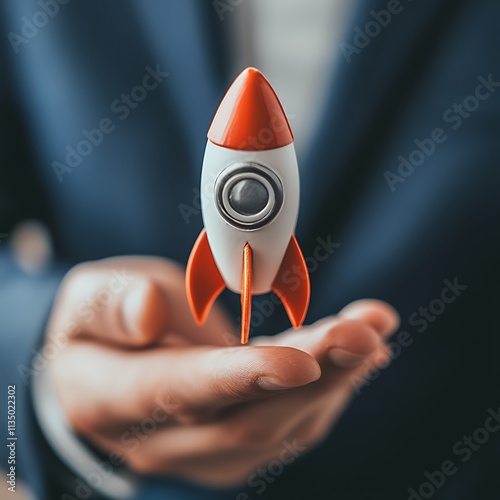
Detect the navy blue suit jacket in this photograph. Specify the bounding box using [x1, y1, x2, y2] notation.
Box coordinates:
[1, 0, 500, 498]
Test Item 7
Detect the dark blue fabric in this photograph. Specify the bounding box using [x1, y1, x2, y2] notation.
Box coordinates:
[1, 0, 500, 498]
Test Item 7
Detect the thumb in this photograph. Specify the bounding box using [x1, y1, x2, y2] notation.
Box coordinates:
[47, 256, 234, 347]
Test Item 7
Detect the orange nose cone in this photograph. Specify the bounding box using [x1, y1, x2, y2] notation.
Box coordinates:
[208, 67, 294, 151]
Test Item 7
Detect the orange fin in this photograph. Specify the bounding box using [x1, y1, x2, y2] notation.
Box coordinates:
[186, 230, 225, 324]
[271, 235, 310, 327]
[241, 244, 252, 344]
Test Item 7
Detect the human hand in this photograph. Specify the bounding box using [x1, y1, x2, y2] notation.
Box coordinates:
[45, 256, 398, 486]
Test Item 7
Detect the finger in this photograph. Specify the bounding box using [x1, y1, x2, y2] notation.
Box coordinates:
[230, 318, 386, 427]
[54, 341, 321, 426]
[237, 320, 382, 455]
[91, 421, 283, 485]
[253, 317, 382, 369]
[47, 256, 234, 347]
[135, 440, 286, 486]
[350, 342, 392, 382]
[338, 299, 400, 338]
[112, 257, 236, 345]
[253, 298, 398, 367]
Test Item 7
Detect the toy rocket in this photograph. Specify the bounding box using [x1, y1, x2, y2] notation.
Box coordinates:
[186, 67, 310, 344]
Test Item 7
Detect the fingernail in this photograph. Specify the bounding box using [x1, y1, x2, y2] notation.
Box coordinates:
[257, 377, 293, 391]
[328, 348, 366, 368]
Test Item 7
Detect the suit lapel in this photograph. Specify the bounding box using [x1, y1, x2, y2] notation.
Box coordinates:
[299, 0, 459, 240]
[131, 0, 226, 173]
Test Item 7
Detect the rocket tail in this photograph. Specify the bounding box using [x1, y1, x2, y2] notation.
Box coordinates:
[240, 243, 252, 344]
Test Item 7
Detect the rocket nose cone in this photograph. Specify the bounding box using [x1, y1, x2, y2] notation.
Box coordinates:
[208, 67, 294, 151]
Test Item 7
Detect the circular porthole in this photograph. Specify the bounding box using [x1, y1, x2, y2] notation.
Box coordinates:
[215, 163, 283, 230]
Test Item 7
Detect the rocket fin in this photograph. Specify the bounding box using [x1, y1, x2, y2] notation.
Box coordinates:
[186, 230, 225, 325]
[241, 243, 253, 344]
[271, 235, 310, 328]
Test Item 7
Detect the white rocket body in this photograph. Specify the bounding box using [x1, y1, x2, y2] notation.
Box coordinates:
[201, 141, 299, 293]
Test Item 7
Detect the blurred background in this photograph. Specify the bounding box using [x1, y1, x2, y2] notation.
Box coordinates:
[1, 0, 500, 499]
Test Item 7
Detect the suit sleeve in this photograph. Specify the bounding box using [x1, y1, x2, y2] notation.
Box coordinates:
[0, 26, 77, 497]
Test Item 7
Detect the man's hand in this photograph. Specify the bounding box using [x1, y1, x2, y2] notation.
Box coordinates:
[45, 256, 399, 486]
